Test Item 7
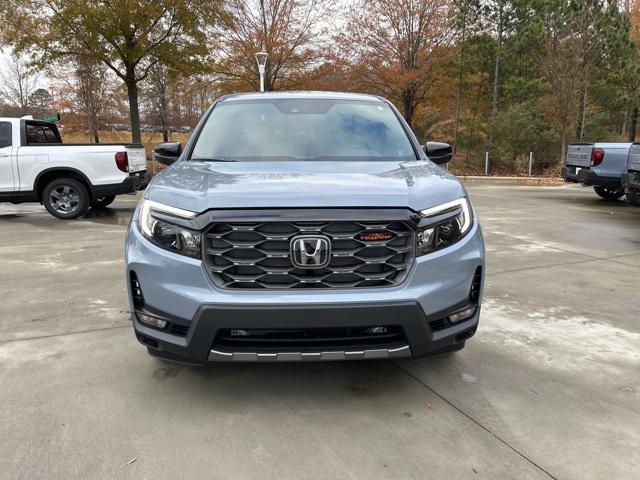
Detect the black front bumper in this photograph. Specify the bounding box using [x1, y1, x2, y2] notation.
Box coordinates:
[93, 171, 150, 199]
[561, 166, 621, 188]
[133, 301, 479, 364]
[622, 171, 640, 190]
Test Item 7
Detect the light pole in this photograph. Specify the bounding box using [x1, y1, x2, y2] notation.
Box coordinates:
[255, 51, 269, 92]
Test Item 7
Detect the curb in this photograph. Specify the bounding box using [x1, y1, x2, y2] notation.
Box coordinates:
[455, 176, 564, 186]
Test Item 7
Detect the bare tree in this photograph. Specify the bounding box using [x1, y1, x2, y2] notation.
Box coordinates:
[0, 55, 39, 115]
[538, 0, 626, 162]
[145, 64, 172, 142]
[52, 56, 111, 142]
[215, 0, 331, 92]
[171, 74, 218, 128]
[74, 58, 109, 143]
[539, 30, 582, 163]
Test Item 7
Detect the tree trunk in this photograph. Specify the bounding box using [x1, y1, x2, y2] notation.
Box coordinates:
[86, 110, 99, 143]
[402, 93, 414, 128]
[161, 96, 169, 142]
[628, 107, 638, 142]
[575, 83, 587, 141]
[93, 110, 100, 143]
[452, 2, 468, 155]
[465, 72, 487, 170]
[125, 65, 142, 144]
[560, 122, 568, 165]
[487, 7, 503, 175]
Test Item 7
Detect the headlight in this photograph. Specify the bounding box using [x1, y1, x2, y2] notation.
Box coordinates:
[137, 199, 201, 258]
[416, 198, 473, 256]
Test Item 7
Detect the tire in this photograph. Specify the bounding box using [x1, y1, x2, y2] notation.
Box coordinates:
[593, 185, 625, 201]
[42, 177, 90, 219]
[90, 195, 116, 209]
[626, 188, 640, 206]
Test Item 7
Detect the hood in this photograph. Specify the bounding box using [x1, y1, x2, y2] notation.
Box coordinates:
[146, 160, 466, 213]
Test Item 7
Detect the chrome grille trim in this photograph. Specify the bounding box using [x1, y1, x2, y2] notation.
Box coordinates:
[203, 219, 416, 289]
[208, 345, 411, 362]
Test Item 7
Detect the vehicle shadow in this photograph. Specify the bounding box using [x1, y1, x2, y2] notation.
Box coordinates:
[0, 205, 136, 229]
[79, 207, 134, 226]
[146, 356, 454, 408]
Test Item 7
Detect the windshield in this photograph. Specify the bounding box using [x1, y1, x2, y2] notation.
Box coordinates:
[190, 98, 416, 161]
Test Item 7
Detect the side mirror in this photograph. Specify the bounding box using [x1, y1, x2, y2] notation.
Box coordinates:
[154, 142, 182, 166]
[424, 141, 453, 165]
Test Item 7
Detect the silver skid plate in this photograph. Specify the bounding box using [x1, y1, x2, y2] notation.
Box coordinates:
[208, 345, 411, 362]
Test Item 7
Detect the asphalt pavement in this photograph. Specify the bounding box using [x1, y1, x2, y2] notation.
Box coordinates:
[0, 183, 638, 480]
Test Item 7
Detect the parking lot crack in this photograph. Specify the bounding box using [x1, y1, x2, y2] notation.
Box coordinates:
[487, 253, 640, 276]
[392, 361, 560, 480]
[0, 324, 130, 345]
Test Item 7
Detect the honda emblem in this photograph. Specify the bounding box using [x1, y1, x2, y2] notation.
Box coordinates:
[291, 235, 331, 268]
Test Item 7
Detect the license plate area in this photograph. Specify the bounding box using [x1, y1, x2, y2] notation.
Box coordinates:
[566, 145, 592, 168]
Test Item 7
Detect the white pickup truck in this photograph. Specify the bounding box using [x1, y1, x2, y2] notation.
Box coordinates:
[0, 117, 149, 218]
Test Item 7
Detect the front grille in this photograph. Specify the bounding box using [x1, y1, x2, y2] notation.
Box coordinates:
[203, 220, 415, 289]
[213, 326, 406, 351]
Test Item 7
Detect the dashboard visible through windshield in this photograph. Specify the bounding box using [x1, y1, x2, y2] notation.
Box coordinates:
[190, 98, 417, 162]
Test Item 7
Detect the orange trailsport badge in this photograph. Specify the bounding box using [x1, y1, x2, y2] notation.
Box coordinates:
[356, 232, 395, 242]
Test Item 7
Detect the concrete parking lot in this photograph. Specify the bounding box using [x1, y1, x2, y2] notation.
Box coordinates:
[1, 183, 639, 480]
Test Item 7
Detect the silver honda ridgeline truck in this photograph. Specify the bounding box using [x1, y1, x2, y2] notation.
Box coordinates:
[562, 142, 630, 200]
[125, 92, 485, 364]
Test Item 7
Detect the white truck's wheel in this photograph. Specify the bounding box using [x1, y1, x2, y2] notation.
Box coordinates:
[42, 178, 90, 219]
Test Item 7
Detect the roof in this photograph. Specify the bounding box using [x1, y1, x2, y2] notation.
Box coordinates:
[219, 91, 384, 103]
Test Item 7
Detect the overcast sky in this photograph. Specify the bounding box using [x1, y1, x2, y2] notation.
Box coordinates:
[1, 47, 54, 91]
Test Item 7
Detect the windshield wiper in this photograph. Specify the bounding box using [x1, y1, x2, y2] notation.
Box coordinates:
[190, 157, 237, 162]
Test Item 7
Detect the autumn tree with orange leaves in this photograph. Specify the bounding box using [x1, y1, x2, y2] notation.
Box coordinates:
[1, 0, 638, 174]
[337, 0, 453, 128]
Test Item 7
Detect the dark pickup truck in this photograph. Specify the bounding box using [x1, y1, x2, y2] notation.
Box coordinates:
[622, 142, 640, 206]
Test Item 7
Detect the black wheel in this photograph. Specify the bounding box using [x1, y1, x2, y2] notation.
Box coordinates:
[42, 178, 90, 219]
[593, 185, 625, 201]
[90, 195, 116, 209]
[626, 188, 640, 206]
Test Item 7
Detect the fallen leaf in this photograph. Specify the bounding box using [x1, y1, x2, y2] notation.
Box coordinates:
[120, 458, 137, 468]
[425, 402, 432, 410]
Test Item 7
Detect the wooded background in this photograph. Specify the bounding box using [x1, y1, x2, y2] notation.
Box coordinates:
[0, 0, 638, 175]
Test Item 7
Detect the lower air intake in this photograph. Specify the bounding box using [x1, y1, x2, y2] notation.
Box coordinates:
[213, 326, 407, 352]
[470, 266, 482, 302]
